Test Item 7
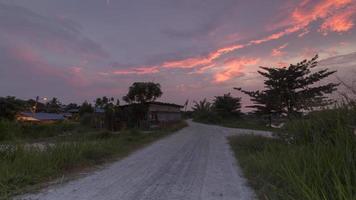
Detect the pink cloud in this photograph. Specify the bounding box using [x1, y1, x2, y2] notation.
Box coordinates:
[277, 61, 289, 68]
[271, 43, 289, 57]
[113, 66, 159, 75]
[213, 58, 259, 83]
[108, 0, 356, 79]
[9, 45, 92, 88]
[298, 28, 310, 37]
[320, 5, 356, 34]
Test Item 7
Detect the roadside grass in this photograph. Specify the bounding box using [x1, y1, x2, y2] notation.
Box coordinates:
[194, 117, 276, 132]
[0, 121, 88, 142]
[229, 107, 356, 200]
[0, 121, 187, 199]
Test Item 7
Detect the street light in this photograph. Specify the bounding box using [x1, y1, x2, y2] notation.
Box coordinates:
[32, 96, 48, 114]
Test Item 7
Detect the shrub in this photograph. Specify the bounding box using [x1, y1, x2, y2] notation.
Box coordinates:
[230, 105, 356, 200]
[279, 105, 356, 144]
[0, 120, 21, 141]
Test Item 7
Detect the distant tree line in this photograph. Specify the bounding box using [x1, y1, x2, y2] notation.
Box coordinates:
[0, 82, 163, 130]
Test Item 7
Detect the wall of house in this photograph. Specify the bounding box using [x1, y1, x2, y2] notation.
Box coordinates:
[156, 112, 181, 122]
[148, 104, 181, 113]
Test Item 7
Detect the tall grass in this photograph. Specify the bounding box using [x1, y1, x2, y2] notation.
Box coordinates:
[229, 106, 356, 200]
[0, 121, 85, 142]
[0, 121, 187, 198]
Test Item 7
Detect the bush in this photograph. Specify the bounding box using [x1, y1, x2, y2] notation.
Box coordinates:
[229, 105, 356, 200]
[21, 122, 78, 139]
[0, 121, 187, 198]
[80, 113, 94, 127]
[279, 105, 356, 144]
[0, 120, 21, 141]
[193, 112, 222, 124]
[0, 121, 81, 141]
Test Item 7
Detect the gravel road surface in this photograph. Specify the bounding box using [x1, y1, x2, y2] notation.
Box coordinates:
[19, 121, 271, 200]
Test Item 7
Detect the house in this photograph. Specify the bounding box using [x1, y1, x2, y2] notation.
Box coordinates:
[120, 102, 183, 128]
[17, 112, 65, 123]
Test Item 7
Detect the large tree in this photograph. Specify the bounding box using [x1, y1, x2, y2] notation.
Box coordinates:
[236, 55, 338, 118]
[123, 82, 162, 104]
[46, 97, 62, 113]
[0, 96, 26, 120]
[213, 93, 242, 117]
[79, 101, 94, 116]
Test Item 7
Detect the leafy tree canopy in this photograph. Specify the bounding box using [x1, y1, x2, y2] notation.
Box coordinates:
[213, 93, 242, 117]
[79, 101, 94, 116]
[236, 55, 338, 118]
[0, 96, 26, 120]
[123, 82, 162, 104]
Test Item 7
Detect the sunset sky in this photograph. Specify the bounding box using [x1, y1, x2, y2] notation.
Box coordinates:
[0, 0, 356, 108]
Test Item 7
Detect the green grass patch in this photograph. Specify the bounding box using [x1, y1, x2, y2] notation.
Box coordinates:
[229, 111, 356, 200]
[0, 121, 187, 199]
[0, 121, 88, 142]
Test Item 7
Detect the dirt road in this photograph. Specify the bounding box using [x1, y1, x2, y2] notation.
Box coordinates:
[19, 121, 271, 200]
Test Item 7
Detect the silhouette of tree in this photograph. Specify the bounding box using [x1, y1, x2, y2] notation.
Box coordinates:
[0, 96, 26, 120]
[213, 93, 242, 117]
[46, 97, 61, 113]
[236, 55, 338, 119]
[79, 101, 94, 116]
[123, 82, 162, 104]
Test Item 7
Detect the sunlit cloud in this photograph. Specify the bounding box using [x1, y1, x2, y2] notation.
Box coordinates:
[298, 28, 310, 37]
[271, 43, 289, 57]
[213, 58, 260, 83]
[107, 0, 356, 80]
[320, 5, 356, 34]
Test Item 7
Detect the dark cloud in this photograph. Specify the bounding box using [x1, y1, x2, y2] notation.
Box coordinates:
[0, 2, 109, 59]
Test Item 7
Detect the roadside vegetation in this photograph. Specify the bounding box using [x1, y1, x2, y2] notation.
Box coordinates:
[0, 82, 187, 199]
[226, 56, 355, 200]
[0, 121, 187, 198]
[229, 105, 356, 200]
[191, 94, 274, 131]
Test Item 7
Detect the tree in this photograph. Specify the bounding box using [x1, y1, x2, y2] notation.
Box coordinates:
[236, 55, 338, 119]
[46, 97, 61, 113]
[213, 93, 242, 117]
[95, 96, 114, 109]
[65, 103, 79, 111]
[123, 82, 162, 104]
[0, 96, 26, 120]
[192, 99, 212, 113]
[192, 99, 221, 123]
[79, 101, 94, 116]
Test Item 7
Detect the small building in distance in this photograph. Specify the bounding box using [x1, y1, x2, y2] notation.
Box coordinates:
[120, 102, 183, 128]
[17, 112, 65, 123]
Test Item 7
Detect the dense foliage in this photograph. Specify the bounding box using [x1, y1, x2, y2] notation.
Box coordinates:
[213, 93, 242, 117]
[123, 82, 162, 104]
[237, 55, 338, 118]
[0, 97, 27, 120]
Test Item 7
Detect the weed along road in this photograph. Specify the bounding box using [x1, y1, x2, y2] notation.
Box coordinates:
[19, 121, 271, 200]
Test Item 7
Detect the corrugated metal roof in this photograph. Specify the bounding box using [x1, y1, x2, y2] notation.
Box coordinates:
[120, 101, 183, 108]
[20, 112, 65, 121]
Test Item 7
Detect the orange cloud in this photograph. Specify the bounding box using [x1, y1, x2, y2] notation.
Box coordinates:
[162, 44, 246, 69]
[320, 5, 356, 34]
[109, 0, 356, 78]
[213, 58, 259, 83]
[271, 43, 289, 57]
[291, 0, 352, 25]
